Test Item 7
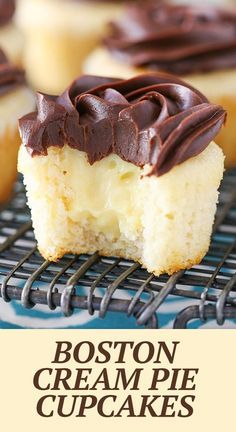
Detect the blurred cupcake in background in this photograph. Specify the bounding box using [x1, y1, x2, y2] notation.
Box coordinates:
[0, 0, 23, 65]
[15, 0, 140, 95]
[0, 49, 35, 203]
[84, 1, 236, 167]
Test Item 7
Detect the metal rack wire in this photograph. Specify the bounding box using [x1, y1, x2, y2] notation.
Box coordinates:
[1, 171, 236, 329]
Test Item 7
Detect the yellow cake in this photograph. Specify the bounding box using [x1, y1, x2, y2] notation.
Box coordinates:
[0, 0, 23, 65]
[0, 51, 35, 202]
[18, 73, 225, 275]
[15, 0, 135, 94]
[84, 2, 236, 167]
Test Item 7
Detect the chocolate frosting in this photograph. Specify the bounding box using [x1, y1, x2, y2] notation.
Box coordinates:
[0, 0, 15, 26]
[105, 2, 236, 75]
[19, 73, 226, 176]
[0, 49, 25, 95]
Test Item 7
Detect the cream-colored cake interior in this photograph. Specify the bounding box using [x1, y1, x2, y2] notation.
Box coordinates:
[18, 142, 224, 275]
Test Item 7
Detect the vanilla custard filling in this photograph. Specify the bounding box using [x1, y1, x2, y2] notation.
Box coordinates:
[23, 148, 144, 241]
[63, 152, 143, 240]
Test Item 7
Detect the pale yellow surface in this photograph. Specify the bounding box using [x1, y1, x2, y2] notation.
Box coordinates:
[18, 142, 224, 275]
[16, 0, 123, 33]
[0, 86, 35, 202]
[0, 22, 24, 65]
[21, 31, 103, 94]
[16, 0, 124, 93]
[84, 47, 144, 79]
[84, 47, 236, 166]
[0, 330, 236, 431]
[0, 86, 35, 134]
[0, 128, 21, 202]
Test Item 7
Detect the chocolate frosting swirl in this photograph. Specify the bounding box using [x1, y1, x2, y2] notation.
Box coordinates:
[0, 0, 15, 26]
[19, 73, 226, 176]
[105, 2, 236, 75]
[0, 49, 25, 95]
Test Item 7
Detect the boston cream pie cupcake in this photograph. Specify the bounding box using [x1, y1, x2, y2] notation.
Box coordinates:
[16, 0, 137, 95]
[0, 0, 23, 65]
[18, 73, 225, 276]
[84, 2, 236, 167]
[0, 50, 35, 203]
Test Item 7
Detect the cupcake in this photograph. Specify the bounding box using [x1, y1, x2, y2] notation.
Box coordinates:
[84, 2, 236, 167]
[18, 73, 225, 276]
[0, 0, 23, 65]
[0, 50, 35, 203]
[16, 0, 139, 95]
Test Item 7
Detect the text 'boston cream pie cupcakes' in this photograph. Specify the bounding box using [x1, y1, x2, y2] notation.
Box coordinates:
[16, 0, 138, 95]
[18, 73, 225, 276]
[0, 50, 35, 203]
[0, 0, 24, 65]
[84, 2, 236, 167]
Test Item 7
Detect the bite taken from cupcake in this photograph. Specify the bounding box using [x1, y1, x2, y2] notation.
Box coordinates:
[0, 49, 35, 203]
[18, 73, 226, 276]
[84, 1, 236, 167]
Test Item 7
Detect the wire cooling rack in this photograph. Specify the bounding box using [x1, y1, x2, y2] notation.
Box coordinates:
[1, 171, 236, 329]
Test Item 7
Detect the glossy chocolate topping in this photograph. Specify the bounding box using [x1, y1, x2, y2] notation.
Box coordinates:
[105, 2, 236, 75]
[19, 73, 226, 176]
[0, 49, 25, 95]
[0, 0, 15, 26]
